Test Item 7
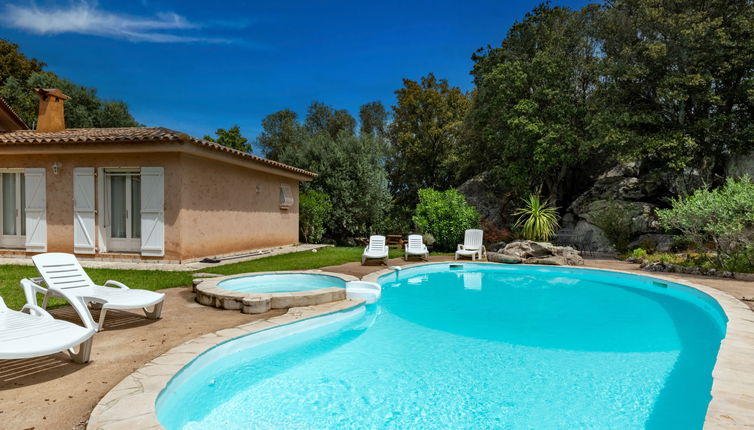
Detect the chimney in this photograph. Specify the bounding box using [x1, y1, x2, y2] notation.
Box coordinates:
[33, 88, 70, 133]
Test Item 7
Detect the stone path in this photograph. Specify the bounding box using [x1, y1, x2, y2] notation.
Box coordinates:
[0, 244, 328, 271]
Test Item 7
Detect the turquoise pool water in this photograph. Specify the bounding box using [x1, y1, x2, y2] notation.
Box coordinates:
[158, 264, 726, 429]
[217, 273, 346, 293]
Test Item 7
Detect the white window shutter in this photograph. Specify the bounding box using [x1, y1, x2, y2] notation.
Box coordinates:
[140, 167, 164, 257]
[24, 168, 47, 252]
[73, 167, 96, 254]
[96, 168, 107, 253]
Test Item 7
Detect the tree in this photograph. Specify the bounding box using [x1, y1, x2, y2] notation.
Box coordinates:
[594, 0, 754, 173]
[203, 125, 251, 152]
[1, 71, 140, 128]
[259, 102, 390, 239]
[291, 132, 391, 239]
[257, 109, 306, 160]
[387, 74, 470, 211]
[0, 39, 45, 86]
[359, 101, 388, 137]
[463, 4, 600, 203]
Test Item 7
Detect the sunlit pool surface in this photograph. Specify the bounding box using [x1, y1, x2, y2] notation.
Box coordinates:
[217, 273, 346, 294]
[158, 264, 726, 429]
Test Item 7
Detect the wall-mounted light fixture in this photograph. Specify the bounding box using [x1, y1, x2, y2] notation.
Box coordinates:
[51, 162, 62, 175]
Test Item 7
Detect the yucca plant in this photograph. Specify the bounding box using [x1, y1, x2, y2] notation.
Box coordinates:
[513, 191, 560, 242]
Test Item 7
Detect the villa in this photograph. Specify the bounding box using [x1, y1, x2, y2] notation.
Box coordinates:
[0, 89, 315, 261]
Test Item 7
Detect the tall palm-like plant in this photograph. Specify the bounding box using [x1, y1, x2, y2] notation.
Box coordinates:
[513, 192, 560, 241]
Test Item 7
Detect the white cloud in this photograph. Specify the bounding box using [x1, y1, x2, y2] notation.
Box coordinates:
[1, 2, 231, 43]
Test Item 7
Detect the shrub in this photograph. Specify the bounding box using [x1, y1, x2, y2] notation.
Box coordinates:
[299, 190, 332, 243]
[627, 248, 648, 260]
[588, 199, 635, 253]
[656, 176, 754, 270]
[412, 188, 480, 251]
[512, 192, 560, 242]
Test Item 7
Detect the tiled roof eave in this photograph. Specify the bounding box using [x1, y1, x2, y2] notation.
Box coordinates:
[0, 127, 316, 178]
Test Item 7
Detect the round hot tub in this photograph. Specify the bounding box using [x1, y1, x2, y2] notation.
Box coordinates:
[194, 271, 358, 314]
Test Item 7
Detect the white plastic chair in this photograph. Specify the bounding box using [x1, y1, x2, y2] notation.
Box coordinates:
[0, 281, 95, 363]
[362, 235, 389, 265]
[404, 234, 429, 261]
[455, 229, 486, 261]
[29, 253, 165, 331]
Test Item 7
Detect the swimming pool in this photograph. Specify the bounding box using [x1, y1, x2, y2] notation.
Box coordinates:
[217, 273, 346, 294]
[157, 263, 726, 429]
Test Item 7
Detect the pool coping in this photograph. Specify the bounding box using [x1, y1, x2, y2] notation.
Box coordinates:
[194, 270, 359, 314]
[86, 298, 364, 430]
[87, 264, 754, 430]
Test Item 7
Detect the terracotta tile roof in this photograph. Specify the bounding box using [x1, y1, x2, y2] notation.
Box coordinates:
[0, 127, 316, 178]
[0, 98, 29, 130]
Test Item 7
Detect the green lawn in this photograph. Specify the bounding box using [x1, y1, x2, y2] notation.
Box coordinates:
[0, 246, 409, 310]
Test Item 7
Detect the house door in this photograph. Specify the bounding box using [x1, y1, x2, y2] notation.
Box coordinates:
[0, 171, 25, 248]
[106, 170, 141, 252]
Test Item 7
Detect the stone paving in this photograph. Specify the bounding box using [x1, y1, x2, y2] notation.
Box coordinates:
[0, 244, 328, 271]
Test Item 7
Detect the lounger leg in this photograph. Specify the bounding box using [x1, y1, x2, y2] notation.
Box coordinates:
[97, 309, 108, 332]
[41, 293, 50, 309]
[144, 301, 164, 320]
[68, 337, 93, 364]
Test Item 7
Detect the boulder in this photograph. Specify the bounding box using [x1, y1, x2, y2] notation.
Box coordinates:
[494, 240, 584, 266]
[487, 252, 522, 264]
[573, 220, 614, 253]
[575, 199, 659, 235]
[457, 172, 509, 227]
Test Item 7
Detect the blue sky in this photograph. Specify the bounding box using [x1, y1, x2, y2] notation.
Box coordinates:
[0, 0, 590, 140]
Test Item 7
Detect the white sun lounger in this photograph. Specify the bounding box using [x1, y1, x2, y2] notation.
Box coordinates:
[0, 281, 95, 363]
[362, 235, 389, 265]
[455, 229, 486, 261]
[29, 253, 165, 332]
[404, 234, 429, 261]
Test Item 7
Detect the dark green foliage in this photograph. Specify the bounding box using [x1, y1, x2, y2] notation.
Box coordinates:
[594, 0, 754, 171]
[0, 39, 45, 86]
[0, 40, 139, 128]
[299, 190, 332, 243]
[203, 124, 251, 152]
[412, 188, 480, 251]
[359, 101, 388, 137]
[387, 74, 470, 211]
[261, 102, 391, 239]
[256, 109, 306, 161]
[1, 71, 140, 128]
[463, 4, 600, 203]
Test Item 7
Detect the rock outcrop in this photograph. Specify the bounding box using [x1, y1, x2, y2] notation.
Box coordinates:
[558, 161, 711, 253]
[457, 172, 510, 227]
[488, 240, 584, 266]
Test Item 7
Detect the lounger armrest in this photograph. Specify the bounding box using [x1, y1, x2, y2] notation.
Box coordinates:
[103, 280, 130, 290]
[21, 303, 53, 319]
[457, 244, 464, 251]
[20, 278, 47, 307]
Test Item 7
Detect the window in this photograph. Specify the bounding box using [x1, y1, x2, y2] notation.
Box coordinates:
[279, 184, 294, 209]
[0, 171, 25, 248]
[105, 169, 141, 252]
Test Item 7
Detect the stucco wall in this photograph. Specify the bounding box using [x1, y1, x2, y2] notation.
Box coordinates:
[177, 153, 299, 259]
[0, 146, 302, 261]
[0, 151, 183, 259]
